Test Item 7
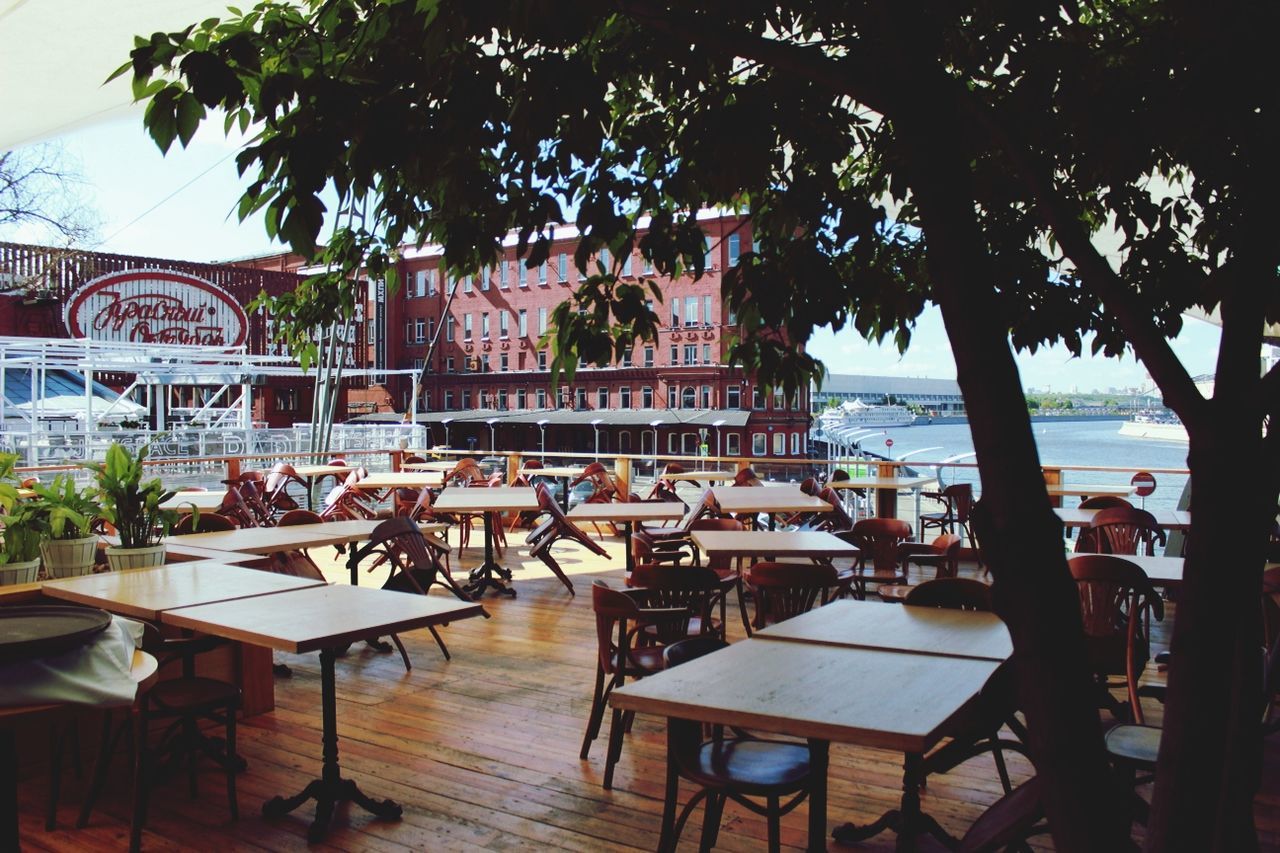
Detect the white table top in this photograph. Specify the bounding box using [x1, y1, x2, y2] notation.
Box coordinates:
[161, 584, 485, 654]
[710, 486, 834, 515]
[1071, 553, 1185, 587]
[662, 470, 738, 482]
[828, 476, 935, 490]
[568, 502, 685, 522]
[42, 562, 326, 621]
[159, 491, 228, 512]
[1046, 483, 1135, 497]
[1056, 507, 1191, 530]
[350, 471, 445, 489]
[756, 599, 1012, 661]
[402, 460, 461, 472]
[292, 464, 355, 478]
[165, 518, 445, 555]
[611, 637, 999, 753]
[691, 529, 858, 559]
[433, 486, 539, 512]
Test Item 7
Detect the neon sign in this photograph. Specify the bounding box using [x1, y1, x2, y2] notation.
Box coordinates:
[64, 270, 248, 347]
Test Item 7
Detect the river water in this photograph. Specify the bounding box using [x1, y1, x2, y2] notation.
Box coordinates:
[856, 419, 1191, 512]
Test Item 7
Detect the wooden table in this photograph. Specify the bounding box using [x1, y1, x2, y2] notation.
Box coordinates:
[568, 502, 685, 573]
[829, 476, 935, 523]
[691, 529, 859, 561]
[292, 464, 354, 479]
[1046, 483, 1134, 499]
[662, 470, 737, 482]
[349, 471, 445, 490]
[162, 585, 483, 842]
[41, 563, 327, 621]
[434, 487, 539, 597]
[611, 636, 1002, 850]
[159, 491, 228, 512]
[709, 486, 833, 529]
[1072, 553, 1185, 588]
[402, 460, 460, 472]
[522, 466, 601, 506]
[756, 599, 1013, 661]
[1056, 507, 1192, 531]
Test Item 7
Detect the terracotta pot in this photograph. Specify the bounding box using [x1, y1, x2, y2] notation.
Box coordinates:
[40, 536, 98, 578]
[105, 544, 167, 572]
[0, 558, 40, 585]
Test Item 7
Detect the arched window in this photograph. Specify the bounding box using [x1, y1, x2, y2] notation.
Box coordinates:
[681, 387, 696, 409]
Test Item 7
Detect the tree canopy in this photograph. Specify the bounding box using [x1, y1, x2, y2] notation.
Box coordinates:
[121, 2, 1280, 849]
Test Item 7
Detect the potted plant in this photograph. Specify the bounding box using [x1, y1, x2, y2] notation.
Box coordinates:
[0, 455, 43, 584]
[89, 442, 179, 571]
[29, 473, 102, 578]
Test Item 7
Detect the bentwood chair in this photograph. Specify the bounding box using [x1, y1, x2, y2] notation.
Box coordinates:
[744, 562, 842, 630]
[1069, 554, 1164, 723]
[1089, 506, 1167, 556]
[658, 637, 821, 853]
[527, 483, 610, 595]
[879, 533, 963, 601]
[919, 482, 975, 545]
[170, 511, 237, 535]
[843, 517, 913, 599]
[263, 462, 307, 514]
[582, 580, 691, 789]
[630, 562, 731, 641]
[1073, 496, 1134, 551]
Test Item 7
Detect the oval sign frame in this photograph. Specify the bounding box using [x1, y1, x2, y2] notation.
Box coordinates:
[64, 269, 248, 348]
[1131, 471, 1157, 497]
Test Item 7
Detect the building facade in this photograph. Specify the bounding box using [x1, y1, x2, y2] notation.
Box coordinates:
[363, 211, 812, 457]
[811, 373, 966, 417]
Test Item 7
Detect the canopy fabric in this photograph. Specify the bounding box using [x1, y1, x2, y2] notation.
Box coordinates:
[351, 408, 752, 428]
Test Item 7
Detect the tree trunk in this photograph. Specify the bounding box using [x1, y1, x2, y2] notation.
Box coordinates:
[1146, 413, 1270, 851]
[896, 106, 1129, 849]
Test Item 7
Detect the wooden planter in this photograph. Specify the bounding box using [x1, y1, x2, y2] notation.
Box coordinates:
[105, 544, 167, 572]
[40, 536, 98, 578]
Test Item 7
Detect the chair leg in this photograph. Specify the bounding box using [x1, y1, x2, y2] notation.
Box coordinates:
[603, 707, 626, 790]
[538, 548, 577, 596]
[699, 791, 726, 851]
[737, 577, 753, 638]
[767, 795, 782, 853]
[389, 633, 414, 670]
[580, 668, 607, 760]
[46, 719, 64, 830]
[659, 737, 682, 853]
[129, 704, 149, 853]
[224, 706, 238, 820]
[78, 712, 121, 828]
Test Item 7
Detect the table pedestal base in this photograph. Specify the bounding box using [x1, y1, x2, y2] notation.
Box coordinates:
[830, 753, 957, 851]
[262, 649, 402, 842]
[462, 514, 517, 598]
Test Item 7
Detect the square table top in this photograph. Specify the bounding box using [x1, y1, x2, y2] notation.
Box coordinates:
[161, 584, 485, 654]
[691, 529, 859, 560]
[292, 464, 356, 478]
[828, 476, 935, 491]
[403, 460, 463, 472]
[434, 486, 539, 512]
[610, 637, 999, 753]
[159, 491, 228, 512]
[41, 562, 326, 621]
[1071, 553, 1185, 587]
[710, 486, 834, 515]
[165, 518, 446, 554]
[756, 599, 1013, 661]
[1056, 507, 1192, 530]
[524, 465, 603, 479]
[350, 471, 445, 489]
[1046, 483, 1135, 498]
[568, 502, 686, 523]
[97, 536, 259, 566]
[662, 470, 738, 482]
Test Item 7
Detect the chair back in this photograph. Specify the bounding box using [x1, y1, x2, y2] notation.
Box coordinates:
[591, 580, 685, 677]
[732, 467, 762, 487]
[218, 485, 261, 528]
[830, 469, 850, 483]
[932, 533, 963, 578]
[172, 512, 237, 535]
[814, 486, 854, 532]
[943, 483, 974, 523]
[403, 455, 425, 465]
[799, 477, 818, 497]
[1079, 495, 1132, 510]
[905, 577, 992, 611]
[355, 517, 449, 595]
[746, 561, 840, 628]
[278, 509, 323, 526]
[850, 517, 912, 572]
[630, 563, 723, 640]
[1090, 507, 1166, 556]
[689, 518, 746, 572]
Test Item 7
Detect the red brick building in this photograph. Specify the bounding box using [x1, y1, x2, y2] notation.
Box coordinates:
[362, 211, 812, 458]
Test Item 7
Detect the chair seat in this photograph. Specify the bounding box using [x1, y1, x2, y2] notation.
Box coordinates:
[1105, 724, 1160, 768]
[629, 646, 667, 676]
[681, 738, 811, 794]
[148, 677, 240, 713]
[877, 584, 912, 602]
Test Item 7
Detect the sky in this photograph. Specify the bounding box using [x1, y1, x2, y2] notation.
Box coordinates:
[8, 115, 1223, 395]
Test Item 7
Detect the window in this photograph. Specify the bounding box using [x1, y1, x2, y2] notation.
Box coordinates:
[444, 391, 455, 409]
[446, 313, 455, 342]
[538, 306, 547, 334]
[276, 388, 299, 412]
[536, 388, 547, 408]
[791, 432, 801, 455]
[685, 298, 698, 326]
[600, 247, 610, 270]
[668, 433, 679, 454]
[500, 261, 509, 289]
[773, 433, 785, 456]
[670, 345, 678, 366]
[366, 321, 374, 344]
[516, 389, 527, 409]
[558, 253, 568, 282]
[701, 385, 711, 408]
[428, 317, 437, 341]
[539, 261, 548, 284]
[621, 349, 632, 367]
[422, 391, 430, 411]
[462, 275, 472, 294]
[728, 306, 737, 325]
[703, 296, 713, 325]
[728, 234, 740, 266]
[752, 433, 767, 456]
[446, 357, 455, 373]
[518, 309, 527, 337]
[704, 237, 714, 269]
[519, 262, 528, 288]
[414, 319, 426, 343]
[726, 386, 741, 409]
[479, 355, 489, 373]
[774, 389, 785, 410]
[448, 273, 457, 295]
[752, 386, 764, 409]
[597, 387, 608, 409]
[726, 433, 740, 456]
[498, 389, 508, 409]
[644, 347, 654, 368]
[671, 297, 680, 327]
[683, 344, 697, 365]
[462, 390, 472, 409]
[642, 386, 654, 408]
[622, 253, 633, 277]
[702, 344, 711, 364]
[499, 310, 509, 338]
[668, 386, 678, 408]
[681, 387, 696, 408]
[500, 353, 509, 371]
[643, 255, 653, 275]
[619, 386, 631, 408]
[620, 432, 631, 453]
[413, 358, 424, 372]
[576, 388, 587, 409]
[538, 351, 548, 370]
[481, 312, 490, 339]
[414, 270, 426, 297]
[463, 313, 473, 340]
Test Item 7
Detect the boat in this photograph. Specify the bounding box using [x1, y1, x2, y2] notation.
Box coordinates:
[817, 399, 916, 430]
[1118, 412, 1188, 443]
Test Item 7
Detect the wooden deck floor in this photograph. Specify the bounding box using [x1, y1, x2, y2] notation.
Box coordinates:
[15, 524, 1280, 851]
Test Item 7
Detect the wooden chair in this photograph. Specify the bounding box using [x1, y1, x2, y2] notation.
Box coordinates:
[170, 512, 237, 535]
[78, 623, 241, 852]
[647, 462, 690, 501]
[812, 486, 855, 534]
[1079, 495, 1132, 510]
[269, 508, 332, 579]
[688, 518, 753, 635]
[633, 489, 717, 562]
[1069, 554, 1164, 723]
[526, 483, 610, 595]
[744, 562, 841, 630]
[781, 477, 823, 527]
[1089, 506, 1167, 556]
[582, 580, 691, 789]
[630, 562, 731, 641]
[842, 517, 913, 600]
[919, 483, 975, 544]
[898, 532, 963, 579]
[264, 462, 307, 514]
[657, 636, 821, 853]
[904, 577, 993, 611]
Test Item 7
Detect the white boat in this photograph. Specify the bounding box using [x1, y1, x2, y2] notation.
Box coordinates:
[1118, 412, 1188, 443]
[818, 399, 916, 430]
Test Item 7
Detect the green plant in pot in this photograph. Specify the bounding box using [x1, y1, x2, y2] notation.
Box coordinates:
[28, 473, 101, 579]
[0, 454, 44, 584]
[89, 442, 179, 571]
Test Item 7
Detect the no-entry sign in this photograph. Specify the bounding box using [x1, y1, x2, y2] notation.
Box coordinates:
[1131, 471, 1157, 497]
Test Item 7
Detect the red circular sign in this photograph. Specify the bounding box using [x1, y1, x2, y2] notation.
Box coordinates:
[1131, 471, 1157, 497]
[885, 438, 894, 447]
[64, 269, 248, 348]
